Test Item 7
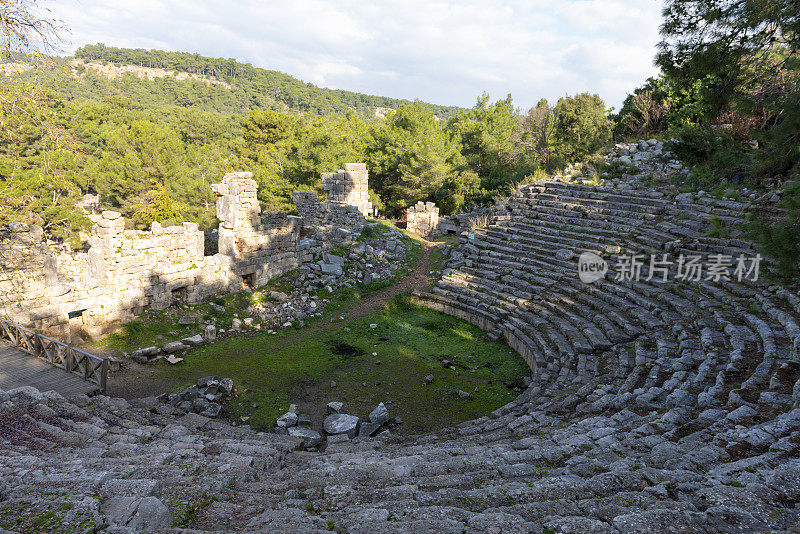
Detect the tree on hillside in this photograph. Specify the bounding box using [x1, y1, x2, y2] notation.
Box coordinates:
[240, 109, 305, 210]
[640, 0, 800, 279]
[448, 93, 536, 195]
[0, 1, 88, 242]
[553, 93, 613, 163]
[136, 184, 190, 226]
[615, 77, 673, 137]
[657, 0, 800, 175]
[657, 0, 799, 90]
[449, 94, 517, 176]
[519, 99, 557, 171]
[93, 120, 185, 218]
[368, 102, 464, 215]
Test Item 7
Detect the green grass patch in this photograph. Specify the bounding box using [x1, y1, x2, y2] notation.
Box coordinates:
[99, 288, 266, 352]
[428, 246, 447, 275]
[358, 221, 392, 240]
[101, 308, 201, 352]
[152, 295, 528, 434]
[706, 216, 730, 238]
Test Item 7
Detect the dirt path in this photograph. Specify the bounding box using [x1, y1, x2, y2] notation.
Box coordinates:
[107, 235, 442, 399]
[267, 237, 439, 352]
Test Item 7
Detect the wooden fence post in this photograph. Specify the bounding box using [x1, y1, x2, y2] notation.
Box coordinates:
[100, 357, 108, 393]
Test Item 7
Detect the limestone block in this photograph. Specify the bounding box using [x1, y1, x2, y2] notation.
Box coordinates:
[216, 195, 235, 226]
[193, 232, 205, 260]
[210, 182, 229, 197]
[324, 413, 360, 438]
[44, 284, 72, 299]
[43, 254, 59, 286]
[88, 248, 106, 282]
[97, 216, 125, 231]
[227, 171, 253, 180]
[7, 221, 29, 234]
[218, 228, 236, 258]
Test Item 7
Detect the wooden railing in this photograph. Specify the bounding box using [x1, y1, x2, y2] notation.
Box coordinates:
[0, 317, 107, 393]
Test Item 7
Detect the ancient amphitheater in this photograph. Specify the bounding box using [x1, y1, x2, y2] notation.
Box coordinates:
[1, 152, 800, 532]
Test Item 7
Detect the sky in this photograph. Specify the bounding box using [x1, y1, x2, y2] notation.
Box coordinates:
[47, 0, 665, 111]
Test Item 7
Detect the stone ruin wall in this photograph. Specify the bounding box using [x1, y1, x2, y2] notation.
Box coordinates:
[0, 216, 211, 342]
[292, 191, 327, 228]
[322, 163, 373, 217]
[404, 201, 501, 237]
[0, 166, 371, 343]
[211, 172, 303, 288]
[405, 201, 440, 237]
[294, 163, 372, 240]
[293, 190, 366, 235]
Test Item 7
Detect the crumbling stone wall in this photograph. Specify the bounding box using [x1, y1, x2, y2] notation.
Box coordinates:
[404, 202, 502, 237]
[211, 172, 302, 288]
[406, 201, 440, 237]
[433, 206, 505, 235]
[0, 214, 209, 340]
[0, 165, 383, 342]
[294, 163, 373, 235]
[293, 190, 366, 250]
[322, 163, 373, 217]
[293, 191, 327, 228]
[211, 172, 261, 257]
[83, 212, 207, 330]
[0, 172, 303, 342]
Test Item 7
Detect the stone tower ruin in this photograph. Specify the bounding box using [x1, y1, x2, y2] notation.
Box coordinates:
[210, 171, 262, 258]
[322, 163, 373, 217]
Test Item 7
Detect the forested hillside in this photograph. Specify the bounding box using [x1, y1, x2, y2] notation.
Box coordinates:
[72, 44, 463, 118]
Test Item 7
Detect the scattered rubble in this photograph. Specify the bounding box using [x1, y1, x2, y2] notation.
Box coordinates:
[121, 223, 410, 365]
[274, 401, 395, 448]
[157, 375, 234, 418]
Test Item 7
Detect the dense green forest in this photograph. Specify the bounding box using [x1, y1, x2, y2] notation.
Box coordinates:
[2, 0, 799, 280]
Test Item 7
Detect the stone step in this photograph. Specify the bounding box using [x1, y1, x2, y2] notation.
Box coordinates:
[508, 204, 676, 248]
[524, 181, 668, 203]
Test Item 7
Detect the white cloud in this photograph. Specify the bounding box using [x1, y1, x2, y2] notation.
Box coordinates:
[48, 0, 664, 109]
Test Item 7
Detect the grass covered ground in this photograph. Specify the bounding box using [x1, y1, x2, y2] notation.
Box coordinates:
[96, 229, 527, 435]
[149, 296, 528, 434]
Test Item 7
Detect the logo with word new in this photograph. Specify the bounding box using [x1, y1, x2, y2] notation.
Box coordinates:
[578, 252, 608, 284]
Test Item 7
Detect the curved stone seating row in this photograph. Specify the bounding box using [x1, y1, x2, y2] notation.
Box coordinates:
[507, 202, 680, 252]
[7, 373, 798, 532]
[417, 181, 800, 473]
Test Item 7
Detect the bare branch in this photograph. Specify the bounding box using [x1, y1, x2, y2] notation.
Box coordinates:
[0, 0, 66, 60]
